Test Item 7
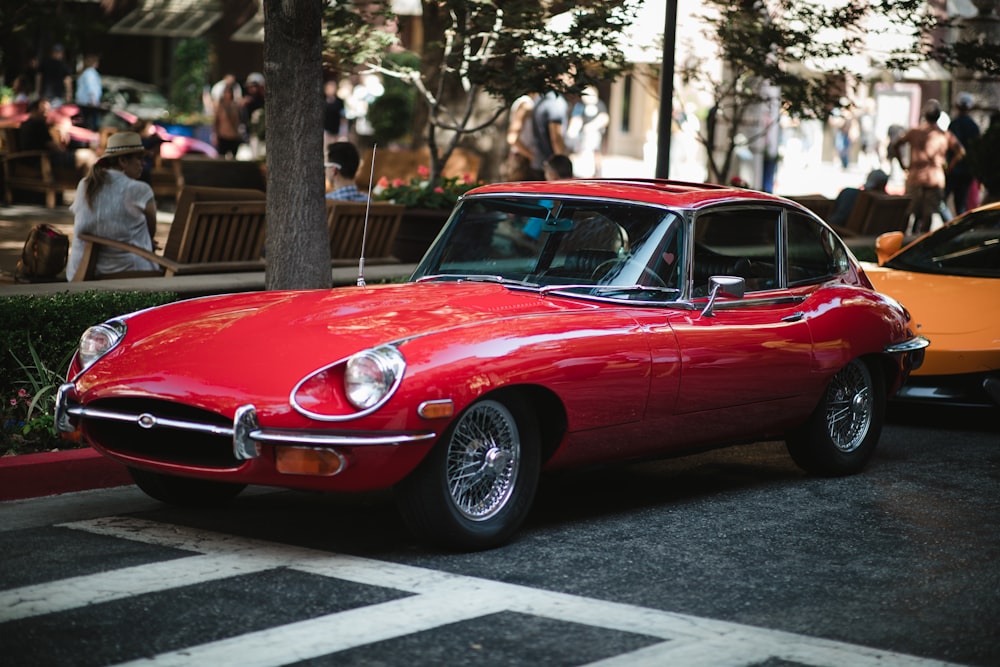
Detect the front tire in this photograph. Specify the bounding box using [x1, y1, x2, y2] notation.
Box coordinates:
[786, 358, 885, 476]
[395, 396, 541, 551]
[129, 467, 246, 507]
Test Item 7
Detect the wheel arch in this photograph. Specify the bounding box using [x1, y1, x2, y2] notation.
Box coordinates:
[482, 384, 567, 466]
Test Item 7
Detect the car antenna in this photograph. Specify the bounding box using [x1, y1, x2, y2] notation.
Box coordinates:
[357, 144, 378, 287]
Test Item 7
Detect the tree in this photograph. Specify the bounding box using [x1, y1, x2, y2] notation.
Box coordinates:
[678, 0, 931, 185]
[359, 0, 638, 187]
[263, 0, 394, 291]
[262, 0, 328, 290]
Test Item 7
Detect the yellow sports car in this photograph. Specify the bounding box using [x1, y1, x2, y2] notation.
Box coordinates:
[863, 202, 1000, 407]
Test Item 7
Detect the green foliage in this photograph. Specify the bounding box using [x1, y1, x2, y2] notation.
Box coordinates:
[0, 291, 178, 454]
[334, 0, 636, 187]
[171, 38, 210, 116]
[367, 51, 421, 144]
[321, 0, 397, 75]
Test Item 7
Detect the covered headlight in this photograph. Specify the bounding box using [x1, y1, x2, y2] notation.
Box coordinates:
[78, 321, 126, 371]
[344, 346, 406, 410]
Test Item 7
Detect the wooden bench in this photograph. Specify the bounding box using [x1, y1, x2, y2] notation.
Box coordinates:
[836, 191, 913, 237]
[788, 194, 834, 222]
[1, 127, 87, 208]
[179, 156, 266, 190]
[327, 200, 405, 266]
[71, 185, 267, 280]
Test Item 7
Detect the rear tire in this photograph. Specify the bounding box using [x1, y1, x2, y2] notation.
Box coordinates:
[129, 467, 246, 507]
[786, 359, 885, 476]
[395, 396, 541, 551]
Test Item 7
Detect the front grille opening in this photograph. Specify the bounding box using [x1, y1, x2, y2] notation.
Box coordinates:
[84, 398, 239, 468]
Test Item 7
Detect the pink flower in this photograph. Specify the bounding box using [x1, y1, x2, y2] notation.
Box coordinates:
[417, 165, 430, 178]
[17, 389, 27, 397]
[434, 186, 444, 194]
[9, 398, 16, 406]
[391, 178, 405, 187]
[377, 176, 390, 188]
[462, 173, 473, 184]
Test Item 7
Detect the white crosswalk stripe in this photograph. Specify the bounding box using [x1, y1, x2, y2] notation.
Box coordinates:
[0, 517, 963, 667]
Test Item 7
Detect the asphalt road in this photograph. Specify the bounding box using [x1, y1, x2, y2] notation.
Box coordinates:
[1, 403, 997, 667]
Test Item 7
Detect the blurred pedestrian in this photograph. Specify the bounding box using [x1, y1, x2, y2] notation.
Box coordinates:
[503, 92, 541, 181]
[325, 141, 369, 202]
[36, 44, 72, 107]
[532, 89, 569, 179]
[566, 86, 608, 177]
[241, 72, 265, 157]
[213, 85, 243, 159]
[889, 99, 965, 235]
[946, 92, 981, 215]
[66, 132, 159, 280]
[74, 54, 103, 131]
[12, 55, 38, 102]
[323, 79, 345, 150]
[827, 169, 889, 228]
[543, 154, 574, 180]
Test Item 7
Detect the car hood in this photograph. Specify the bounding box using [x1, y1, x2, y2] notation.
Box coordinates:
[863, 263, 1000, 337]
[78, 282, 600, 400]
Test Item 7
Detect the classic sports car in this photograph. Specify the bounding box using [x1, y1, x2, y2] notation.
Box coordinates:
[56, 179, 927, 550]
[863, 202, 1000, 407]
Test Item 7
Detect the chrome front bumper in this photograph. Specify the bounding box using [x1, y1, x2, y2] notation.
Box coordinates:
[884, 335, 930, 371]
[56, 384, 436, 461]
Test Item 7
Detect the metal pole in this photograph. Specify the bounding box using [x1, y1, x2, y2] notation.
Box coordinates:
[655, 0, 678, 179]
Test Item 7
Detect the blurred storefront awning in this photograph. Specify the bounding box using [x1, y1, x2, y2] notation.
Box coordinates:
[110, 0, 222, 37]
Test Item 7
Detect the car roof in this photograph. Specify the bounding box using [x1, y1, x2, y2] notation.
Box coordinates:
[466, 178, 794, 210]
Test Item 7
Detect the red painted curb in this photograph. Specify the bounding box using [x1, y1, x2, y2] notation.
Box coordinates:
[0, 447, 132, 501]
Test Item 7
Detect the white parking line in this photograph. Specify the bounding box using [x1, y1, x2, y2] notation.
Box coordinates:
[0, 517, 963, 667]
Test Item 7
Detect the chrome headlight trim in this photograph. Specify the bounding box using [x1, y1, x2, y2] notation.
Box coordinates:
[290, 345, 406, 422]
[77, 320, 127, 371]
[344, 346, 406, 411]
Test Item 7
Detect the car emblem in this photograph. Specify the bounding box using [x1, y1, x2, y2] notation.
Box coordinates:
[137, 413, 157, 429]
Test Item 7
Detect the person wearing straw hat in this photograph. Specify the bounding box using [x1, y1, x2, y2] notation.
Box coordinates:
[66, 131, 159, 280]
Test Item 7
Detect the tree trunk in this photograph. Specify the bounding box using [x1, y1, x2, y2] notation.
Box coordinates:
[263, 0, 330, 291]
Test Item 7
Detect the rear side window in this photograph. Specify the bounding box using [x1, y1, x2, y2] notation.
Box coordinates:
[691, 208, 779, 296]
[786, 212, 850, 285]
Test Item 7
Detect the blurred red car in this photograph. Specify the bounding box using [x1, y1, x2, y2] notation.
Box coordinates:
[57, 180, 927, 550]
[1, 102, 216, 158]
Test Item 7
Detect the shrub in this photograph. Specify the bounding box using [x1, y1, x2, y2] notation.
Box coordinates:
[1, 291, 178, 454]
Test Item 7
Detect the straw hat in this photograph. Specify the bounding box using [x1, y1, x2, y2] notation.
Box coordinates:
[101, 132, 146, 160]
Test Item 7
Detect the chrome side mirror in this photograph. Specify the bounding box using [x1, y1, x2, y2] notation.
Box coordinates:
[701, 276, 745, 317]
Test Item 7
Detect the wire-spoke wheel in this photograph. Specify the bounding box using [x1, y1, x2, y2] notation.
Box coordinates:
[824, 360, 874, 453]
[395, 396, 540, 551]
[786, 359, 885, 476]
[446, 401, 520, 521]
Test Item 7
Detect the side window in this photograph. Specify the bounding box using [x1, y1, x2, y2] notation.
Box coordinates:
[692, 208, 779, 296]
[786, 212, 850, 285]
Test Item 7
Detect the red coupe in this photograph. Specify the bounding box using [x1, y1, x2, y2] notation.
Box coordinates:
[56, 179, 927, 550]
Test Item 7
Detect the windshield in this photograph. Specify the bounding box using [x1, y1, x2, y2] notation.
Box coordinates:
[413, 195, 685, 301]
[886, 208, 1000, 278]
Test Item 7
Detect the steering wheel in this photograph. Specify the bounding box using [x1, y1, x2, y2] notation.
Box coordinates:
[591, 258, 668, 288]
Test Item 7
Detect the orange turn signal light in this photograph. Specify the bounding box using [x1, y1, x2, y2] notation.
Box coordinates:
[418, 399, 454, 419]
[275, 446, 346, 476]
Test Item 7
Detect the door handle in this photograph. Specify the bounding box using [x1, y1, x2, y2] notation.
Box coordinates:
[781, 311, 805, 322]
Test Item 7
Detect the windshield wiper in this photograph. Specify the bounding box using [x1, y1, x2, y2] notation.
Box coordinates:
[540, 284, 681, 297]
[416, 274, 541, 289]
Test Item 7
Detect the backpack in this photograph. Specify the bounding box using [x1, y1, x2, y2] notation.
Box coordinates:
[15, 223, 70, 282]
